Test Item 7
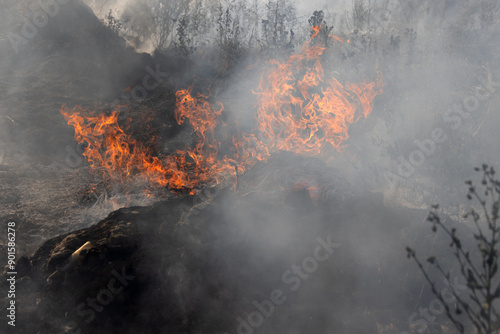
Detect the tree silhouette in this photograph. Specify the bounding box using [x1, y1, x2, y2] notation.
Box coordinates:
[407, 164, 500, 333]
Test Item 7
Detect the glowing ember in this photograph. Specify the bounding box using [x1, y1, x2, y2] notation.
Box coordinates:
[61, 26, 383, 194]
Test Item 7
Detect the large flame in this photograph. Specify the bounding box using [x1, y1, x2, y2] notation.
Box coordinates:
[255, 26, 383, 156]
[61, 27, 383, 194]
[60, 105, 169, 187]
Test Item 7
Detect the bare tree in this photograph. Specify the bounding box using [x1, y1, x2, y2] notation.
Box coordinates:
[150, 0, 191, 52]
[83, 0, 116, 18]
[407, 164, 500, 334]
[260, 0, 297, 59]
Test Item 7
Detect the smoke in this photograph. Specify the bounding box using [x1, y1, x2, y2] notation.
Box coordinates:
[1, 0, 499, 332]
[157, 1, 500, 332]
[83, 0, 344, 18]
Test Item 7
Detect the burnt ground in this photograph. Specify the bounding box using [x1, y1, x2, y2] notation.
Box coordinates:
[0, 172, 468, 334]
[0, 147, 474, 334]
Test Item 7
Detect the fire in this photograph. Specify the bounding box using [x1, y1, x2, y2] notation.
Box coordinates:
[60, 105, 169, 188]
[61, 89, 238, 194]
[254, 26, 383, 156]
[61, 26, 383, 195]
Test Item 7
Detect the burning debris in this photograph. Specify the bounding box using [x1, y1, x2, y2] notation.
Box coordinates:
[61, 27, 383, 196]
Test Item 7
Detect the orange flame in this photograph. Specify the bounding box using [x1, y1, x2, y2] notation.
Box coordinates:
[329, 35, 344, 43]
[61, 27, 383, 195]
[60, 105, 169, 187]
[254, 26, 383, 156]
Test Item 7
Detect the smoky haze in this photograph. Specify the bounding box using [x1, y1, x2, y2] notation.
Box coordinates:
[0, 0, 499, 333]
[78, 0, 500, 207]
